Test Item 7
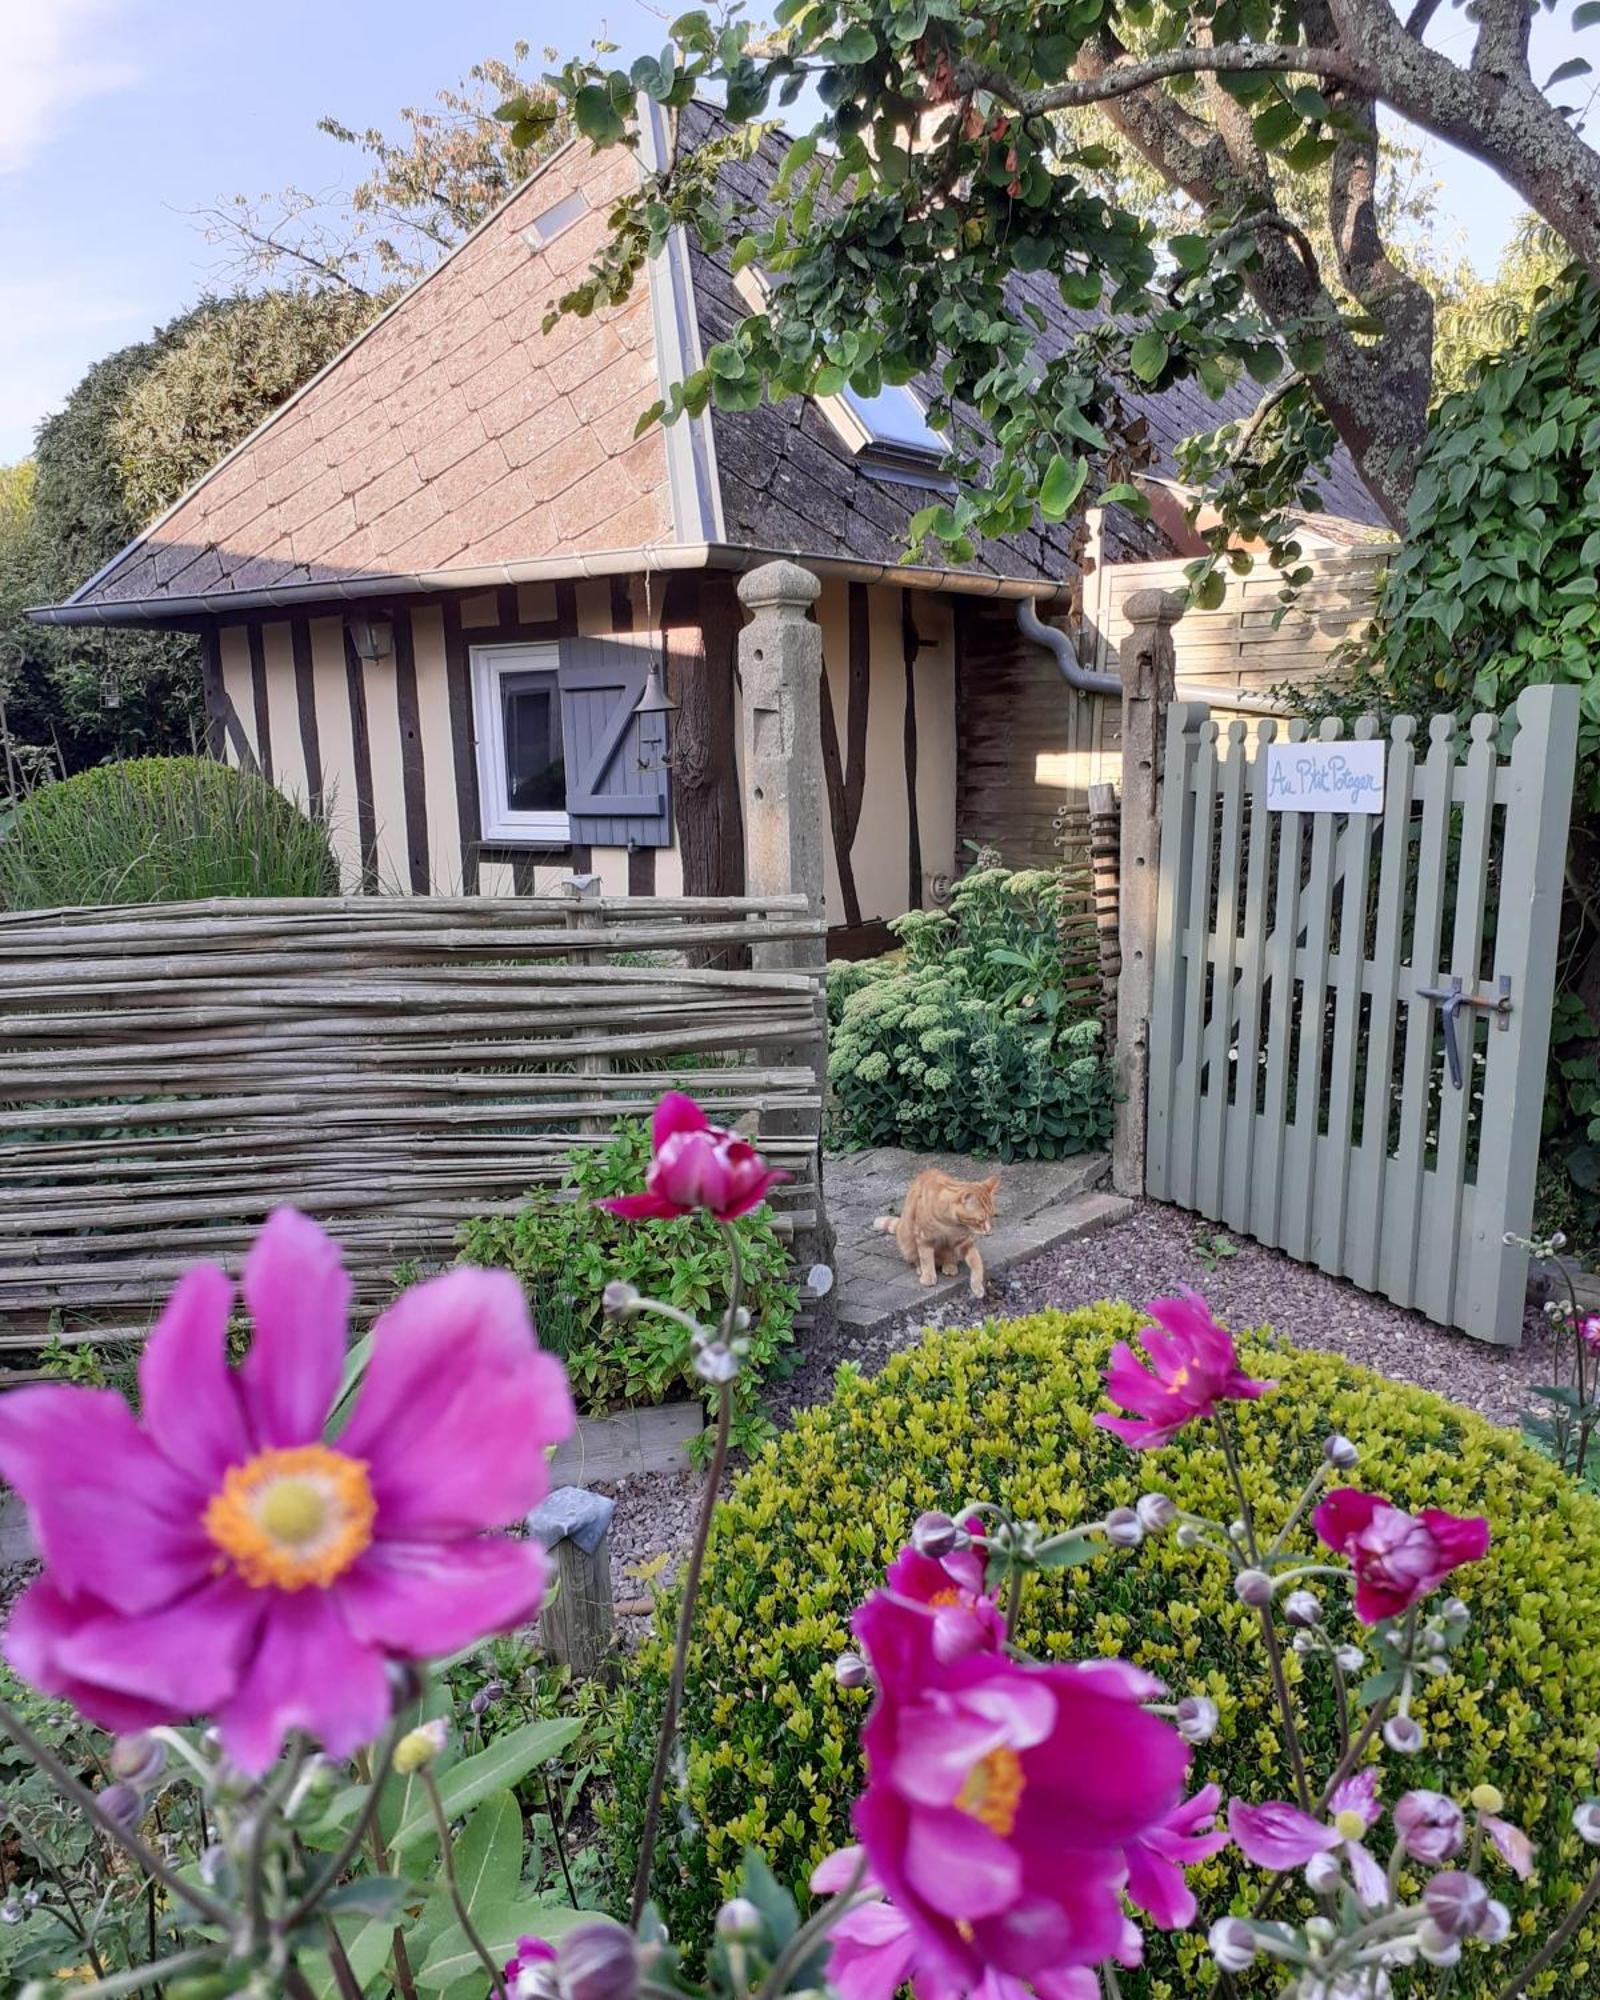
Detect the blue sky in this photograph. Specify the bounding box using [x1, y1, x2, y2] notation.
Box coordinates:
[0, 0, 1592, 465]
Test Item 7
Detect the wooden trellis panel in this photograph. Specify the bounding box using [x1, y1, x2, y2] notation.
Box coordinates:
[1146, 687, 1578, 1344]
[0, 894, 826, 1348]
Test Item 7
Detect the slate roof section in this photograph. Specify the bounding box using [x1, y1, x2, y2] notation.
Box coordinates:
[68, 143, 674, 612]
[59, 100, 1382, 619]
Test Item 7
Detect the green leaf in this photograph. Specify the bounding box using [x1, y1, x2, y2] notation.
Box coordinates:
[1547, 57, 1593, 88]
[1357, 1668, 1404, 1708]
[1250, 101, 1301, 148]
[1577, 0, 1600, 27]
[1194, 569, 1227, 611]
[1245, 345, 1284, 386]
[774, 132, 817, 193]
[1170, 234, 1210, 273]
[320, 1875, 413, 1920]
[1129, 330, 1169, 383]
[1033, 1535, 1100, 1569]
[453, 1791, 524, 1917]
[831, 22, 878, 62]
[1290, 86, 1330, 121]
[1096, 481, 1149, 514]
[391, 1718, 582, 1855]
[573, 85, 626, 145]
[1038, 453, 1088, 521]
[633, 401, 666, 440]
[740, 1848, 799, 1948]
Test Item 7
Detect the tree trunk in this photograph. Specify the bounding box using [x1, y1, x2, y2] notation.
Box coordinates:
[664, 570, 745, 902]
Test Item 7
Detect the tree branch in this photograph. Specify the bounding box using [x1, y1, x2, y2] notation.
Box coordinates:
[1402, 0, 1444, 36]
[955, 43, 1361, 115]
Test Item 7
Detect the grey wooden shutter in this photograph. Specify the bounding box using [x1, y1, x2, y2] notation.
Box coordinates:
[557, 635, 672, 848]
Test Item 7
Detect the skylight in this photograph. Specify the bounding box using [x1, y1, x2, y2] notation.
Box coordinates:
[839, 381, 945, 459]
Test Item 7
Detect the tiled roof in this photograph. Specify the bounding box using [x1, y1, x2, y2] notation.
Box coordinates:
[60, 102, 1383, 618]
[68, 144, 674, 612]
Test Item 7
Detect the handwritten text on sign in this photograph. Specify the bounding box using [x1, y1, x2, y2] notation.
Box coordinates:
[1265, 740, 1385, 815]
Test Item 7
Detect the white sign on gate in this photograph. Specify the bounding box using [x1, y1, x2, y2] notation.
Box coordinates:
[1265, 739, 1385, 813]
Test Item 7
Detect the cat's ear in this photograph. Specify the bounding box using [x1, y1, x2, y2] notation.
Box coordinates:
[982, 1173, 1001, 1195]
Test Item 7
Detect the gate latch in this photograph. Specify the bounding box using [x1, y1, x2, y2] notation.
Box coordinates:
[1415, 974, 1514, 1090]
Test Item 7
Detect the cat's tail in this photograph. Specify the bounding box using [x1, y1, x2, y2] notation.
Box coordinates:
[873, 1214, 899, 1233]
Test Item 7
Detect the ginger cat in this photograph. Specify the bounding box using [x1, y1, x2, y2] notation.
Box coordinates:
[875, 1169, 1001, 1298]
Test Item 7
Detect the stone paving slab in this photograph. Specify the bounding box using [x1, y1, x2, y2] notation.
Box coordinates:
[824, 1147, 1131, 1329]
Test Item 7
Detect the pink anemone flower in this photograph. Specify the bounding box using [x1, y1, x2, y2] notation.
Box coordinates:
[1480, 1812, 1536, 1881]
[0, 1209, 575, 1775]
[850, 1589, 1195, 1989]
[1314, 1490, 1490, 1625]
[1094, 1291, 1273, 1451]
[1124, 1783, 1230, 1930]
[885, 1524, 1006, 1662]
[809, 1847, 1119, 2000]
[1229, 1771, 1387, 1909]
[599, 1092, 788, 1224]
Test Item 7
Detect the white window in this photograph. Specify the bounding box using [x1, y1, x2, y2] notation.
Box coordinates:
[471, 643, 571, 843]
[523, 191, 588, 251]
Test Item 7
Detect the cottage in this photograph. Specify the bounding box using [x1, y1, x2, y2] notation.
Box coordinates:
[35, 102, 1383, 941]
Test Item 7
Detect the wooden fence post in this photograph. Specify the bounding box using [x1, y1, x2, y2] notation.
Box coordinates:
[528, 1486, 616, 1677]
[736, 560, 836, 1291]
[1111, 589, 1184, 1198]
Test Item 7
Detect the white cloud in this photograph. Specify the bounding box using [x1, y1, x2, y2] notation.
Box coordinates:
[0, 2, 140, 174]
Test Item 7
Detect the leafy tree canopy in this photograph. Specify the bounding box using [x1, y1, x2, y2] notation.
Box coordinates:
[522, 0, 1600, 588]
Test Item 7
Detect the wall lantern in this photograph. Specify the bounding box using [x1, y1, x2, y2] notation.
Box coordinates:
[347, 614, 395, 664]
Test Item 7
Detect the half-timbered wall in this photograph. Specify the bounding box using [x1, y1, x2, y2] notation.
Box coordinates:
[208, 571, 958, 932]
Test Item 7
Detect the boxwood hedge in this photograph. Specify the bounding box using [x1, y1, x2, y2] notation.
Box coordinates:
[607, 1307, 1600, 1996]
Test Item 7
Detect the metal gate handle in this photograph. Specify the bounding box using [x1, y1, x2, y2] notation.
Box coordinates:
[1416, 975, 1513, 1090]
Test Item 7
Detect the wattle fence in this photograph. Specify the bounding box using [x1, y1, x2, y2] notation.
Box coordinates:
[0, 891, 825, 1349]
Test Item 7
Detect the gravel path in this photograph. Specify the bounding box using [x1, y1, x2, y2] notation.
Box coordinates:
[606, 1200, 1559, 1602]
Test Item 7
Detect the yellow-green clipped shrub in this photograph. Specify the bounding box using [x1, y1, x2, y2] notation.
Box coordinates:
[608, 1307, 1600, 1996]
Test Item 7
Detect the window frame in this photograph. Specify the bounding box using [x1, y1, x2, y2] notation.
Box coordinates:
[470, 641, 572, 845]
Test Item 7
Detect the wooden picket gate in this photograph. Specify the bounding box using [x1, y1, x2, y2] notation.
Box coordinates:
[1145, 685, 1578, 1344]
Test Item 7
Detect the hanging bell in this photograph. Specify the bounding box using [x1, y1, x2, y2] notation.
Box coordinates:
[633, 658, 679, 716]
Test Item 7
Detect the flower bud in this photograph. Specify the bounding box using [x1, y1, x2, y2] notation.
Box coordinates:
[1479, 1899, 1511, 1945]
[1175, 1523, 1202, 1549]
[0, 1900, 20, 1926]
[1136, 1493, 1177, 1532]
[1284, 1589, 1323, 1628]
[1383, 1715, 1425, 1755]
[109, 1733, 167, 1787]
[1228, 1519, 1249, 1543]
[557, 1920, 639, 2000]
[1441, 1597, 1470, 1626]
[1324, 1434, 1359, 1468]
[715, 1897, 765, 1943]
[1292, 1631, 1316, 1656]
[602, 1281, 640, 1319]
[911, 1511, 961, 1560]
[392, 1717, 449, 1774]
[470, 1679, 505, 1718]
[1573, 1799, 1600, 1847]
[507, 1938, 560, 2000]
[1394, 1791, 1465, 1864]
[1103, 1507, 1143, 1548]
[1469, 1782, 1504, 1814]
[97, 1782, 144, 1835]
[1416, 1919, 1462, 1967]
[1425, 1872, 1490, 1940]
[1305, 1916, 1336, 1946]
[693, 1340, 740, 1385]
[1335, 1644, 1365, 1674]
[1175, 1695, 1219, 1744]
[1208, 1917, 1257, 1972]
[1305, 1850, 1343, 1894]
[834, 1650, 870, 1690]
[1234, 1568, 1273, 1608]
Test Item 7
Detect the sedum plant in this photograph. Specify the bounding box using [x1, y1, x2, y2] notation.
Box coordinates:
[0, 1094, 1595, 1999]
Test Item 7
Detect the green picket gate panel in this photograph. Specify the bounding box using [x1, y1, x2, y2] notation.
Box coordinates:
[1145, 685, 1578, 1346]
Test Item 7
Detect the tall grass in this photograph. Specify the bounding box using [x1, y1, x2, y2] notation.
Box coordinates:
[0, 755, 340, 907]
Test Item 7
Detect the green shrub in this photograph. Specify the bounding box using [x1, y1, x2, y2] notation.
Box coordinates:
[608, 1308, 1600, 1996]
[457, 1121, 799, 1452]
[826, 865, 1113, 1157]
[0, 756, 339, 906]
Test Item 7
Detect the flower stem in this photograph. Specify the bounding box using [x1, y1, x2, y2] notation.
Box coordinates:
[1214, 1408, 1259, 1561]
[753, 1853, 870, 2000]
[1257, 1603, 1312, 1812]
[422, 1766, 507, 2000]
[542, 1765, 581, 1909]
[1265, 1462, 1330, 1561]
[1495, 1856, 1600, 1999]
[246, 1735, 307, 1947]
[631, 1378, 733, 1924]
[283, 1711, 405, 1929]
[0, 1694, 232, 1929]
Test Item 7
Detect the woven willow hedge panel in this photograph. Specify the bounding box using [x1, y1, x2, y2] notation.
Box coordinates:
[0, 894, 825, 1348]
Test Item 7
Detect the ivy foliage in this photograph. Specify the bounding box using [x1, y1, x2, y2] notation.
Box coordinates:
[511, 2, 1376, 576]
[608, 1308, 1600, 1995]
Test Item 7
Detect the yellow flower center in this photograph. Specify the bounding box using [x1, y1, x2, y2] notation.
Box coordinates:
[204, 1444, 375, 1590]
[1333, 1809, 1367, 1842]
[927, 1587, 963, 1608]
[956, 1746, 1025, 1837]
[1169, 1365, 1191, 1390]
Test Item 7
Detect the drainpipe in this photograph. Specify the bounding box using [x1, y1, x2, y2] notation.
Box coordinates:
[1017, 595, 1292, 716]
